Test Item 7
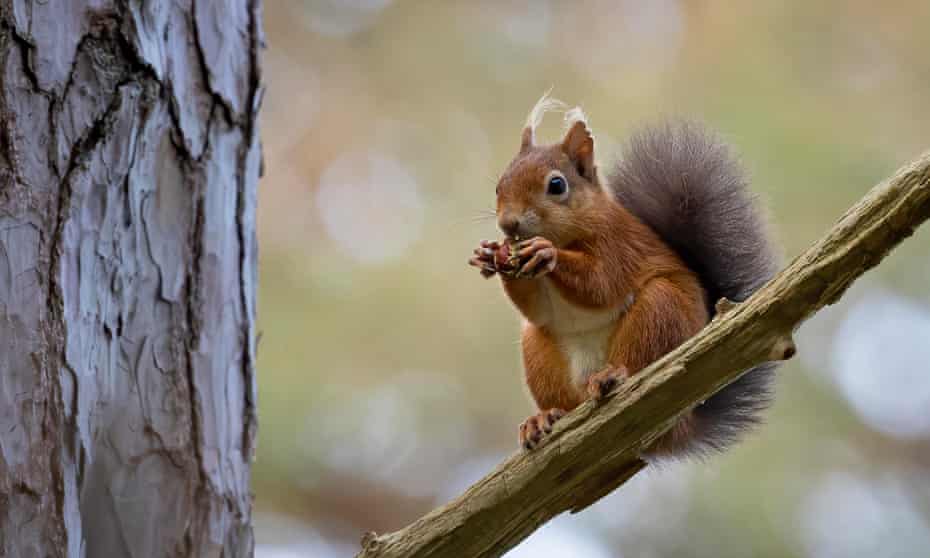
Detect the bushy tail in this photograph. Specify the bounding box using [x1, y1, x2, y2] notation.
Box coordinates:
[608, 121, 780, 457]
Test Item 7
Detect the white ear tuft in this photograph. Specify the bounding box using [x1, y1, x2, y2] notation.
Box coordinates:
[523, 90, 567, 149]
[563, 106, 590, 131]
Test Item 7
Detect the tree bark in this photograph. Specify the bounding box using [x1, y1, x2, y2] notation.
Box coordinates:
[0, 1, 262, 556]
[357, 152, 930, 558]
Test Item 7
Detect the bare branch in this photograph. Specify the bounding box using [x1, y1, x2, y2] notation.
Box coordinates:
[357, 152, 930, 558]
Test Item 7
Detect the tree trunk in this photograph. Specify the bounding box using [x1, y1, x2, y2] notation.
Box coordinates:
[0, 1, 262, 556]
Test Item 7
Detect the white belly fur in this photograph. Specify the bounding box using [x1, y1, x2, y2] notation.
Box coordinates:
[536, 280, 632, 388]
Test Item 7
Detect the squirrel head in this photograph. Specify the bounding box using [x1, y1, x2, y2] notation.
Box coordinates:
[495, 95, 609, 246]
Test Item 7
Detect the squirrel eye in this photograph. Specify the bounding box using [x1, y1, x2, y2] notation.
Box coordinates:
[546, 175, 567, 196]
[495, 185, 501, 196]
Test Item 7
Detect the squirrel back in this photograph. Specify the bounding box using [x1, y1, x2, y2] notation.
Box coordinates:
[608, 121, 780, 456]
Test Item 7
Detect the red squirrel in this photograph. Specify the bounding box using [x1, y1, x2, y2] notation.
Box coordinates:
[469, 95, 779, 458]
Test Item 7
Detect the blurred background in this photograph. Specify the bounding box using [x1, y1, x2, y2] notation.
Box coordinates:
[253, 1, 930, 556]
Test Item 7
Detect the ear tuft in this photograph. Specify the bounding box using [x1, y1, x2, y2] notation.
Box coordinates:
[521, 90, 566, 152]
[563, 106, 589, 129]
[561, 109, 595, 179]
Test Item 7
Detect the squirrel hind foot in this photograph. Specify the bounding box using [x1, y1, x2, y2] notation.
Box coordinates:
[519, 408, 566, 450]
[586, 366, 629, 401]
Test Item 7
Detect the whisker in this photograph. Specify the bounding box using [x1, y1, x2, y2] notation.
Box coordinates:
[471, 209, 497, 223]
[444, 208, 499, 232]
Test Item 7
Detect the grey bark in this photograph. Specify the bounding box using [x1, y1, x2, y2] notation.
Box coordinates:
[357, 152, 930, 558]
[0, 1, 262, 556]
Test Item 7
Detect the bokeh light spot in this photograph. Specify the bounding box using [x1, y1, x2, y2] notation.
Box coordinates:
[300, 0, 393, 37]
[800, 472, 930, 558]
[829, 290, 930, 439]
[301, 372, 476, 499]
[315, 149, 424, 265]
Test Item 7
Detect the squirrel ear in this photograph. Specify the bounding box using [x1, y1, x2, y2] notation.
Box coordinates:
[520, 126, 534, 153]
[561, 120, 595, 179]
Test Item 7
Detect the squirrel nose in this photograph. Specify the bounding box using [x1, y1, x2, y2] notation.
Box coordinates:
[499, 217, 521, 238]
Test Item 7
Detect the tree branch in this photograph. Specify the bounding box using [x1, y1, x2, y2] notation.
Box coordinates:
[357, 152, 930, 558]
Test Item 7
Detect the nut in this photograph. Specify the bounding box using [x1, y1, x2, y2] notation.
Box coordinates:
[493, 239, 521, 276]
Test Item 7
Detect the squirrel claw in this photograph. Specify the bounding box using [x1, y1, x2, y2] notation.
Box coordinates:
[518, 408, 565, 450]
[469, 240, 499, 278]
[468, 256, 497, 278]
[586, 366, 629, 400]
[515, 237, 557, 278]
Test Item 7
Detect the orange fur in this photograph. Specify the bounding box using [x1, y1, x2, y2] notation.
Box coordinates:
[605, 274, 708, 374]
[486, 121, 711, 453]
[516, 266, 708, 415]
[521, 324, 585, 411]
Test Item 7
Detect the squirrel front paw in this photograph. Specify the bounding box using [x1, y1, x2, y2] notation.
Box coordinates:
[468, 239, 503, 278]
[518, 408, 565, 450]
[586, 365, 629, 400]
[515, 237, 557, 278]
[469, 239, 523, 278]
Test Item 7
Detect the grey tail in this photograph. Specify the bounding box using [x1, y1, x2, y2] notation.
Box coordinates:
[607, 120, 780, 457]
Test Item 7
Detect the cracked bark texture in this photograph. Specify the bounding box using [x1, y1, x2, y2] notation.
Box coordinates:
[0, 1, 262, 556]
